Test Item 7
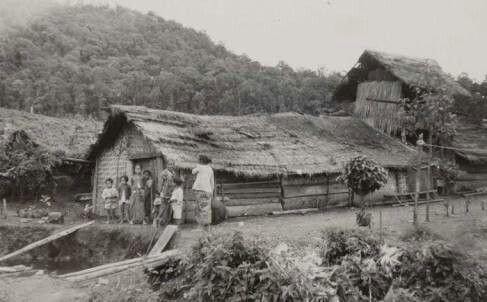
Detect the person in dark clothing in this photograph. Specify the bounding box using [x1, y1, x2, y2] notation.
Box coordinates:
[143, 170, 155, 224]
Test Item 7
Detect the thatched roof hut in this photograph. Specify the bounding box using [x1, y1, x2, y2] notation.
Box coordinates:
[0, 108, 101, 159]
[88, 105, 418, 217]
[334, 49, 470, 102]
[88, 105, 416, 176]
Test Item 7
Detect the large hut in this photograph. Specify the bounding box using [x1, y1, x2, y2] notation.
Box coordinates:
[333, 49, 470, 135]
[87, 105, 418, 220]
[332, 50, 481, 193]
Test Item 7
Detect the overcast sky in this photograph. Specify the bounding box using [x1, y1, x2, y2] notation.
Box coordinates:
[85, 0, 486, 80]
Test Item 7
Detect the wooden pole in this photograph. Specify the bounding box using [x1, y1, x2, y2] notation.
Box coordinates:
[482, 200, 485, 211]
[1, 199, 6, 219]
[425, 204, 430, 222]
[379, 211, 383, 243]
[444, 201, 449, 217]
[465, 199, 470, 213]
[413, 138, 424, 225]
[451, 204, 455, 214]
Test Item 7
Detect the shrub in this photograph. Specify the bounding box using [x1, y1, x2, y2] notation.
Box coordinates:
[337, 156, 388, 207]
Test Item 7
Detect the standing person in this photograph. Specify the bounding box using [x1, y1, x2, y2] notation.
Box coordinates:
[130, 164, 145, 224]
[143, 170, 155, 225]
[101, 178, 118, 224]
[169, 177, 184, 225]
[158, 162, 175, 203]
[118, 175, 132, 223]
[192, 155, 214, 228]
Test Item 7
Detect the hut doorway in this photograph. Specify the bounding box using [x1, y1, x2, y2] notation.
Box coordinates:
[129, 153, 164, 187]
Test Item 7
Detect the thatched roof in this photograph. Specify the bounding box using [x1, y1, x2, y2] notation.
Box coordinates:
[0, 108, 101, 158]
[89, 105, 417, 177]
[453, 119, 487, 164]
[334, 49, 470, 100]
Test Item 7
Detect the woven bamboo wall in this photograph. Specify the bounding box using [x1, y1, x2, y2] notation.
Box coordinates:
[93, 125, 157, 215]
[354, 81, 403, 134]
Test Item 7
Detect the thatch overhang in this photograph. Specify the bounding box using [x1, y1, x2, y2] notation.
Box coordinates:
[88, 105, 417, 177]
[0, 108, 101, 159]
[334, 49, 471, 102]
[453, 119, 487, 164]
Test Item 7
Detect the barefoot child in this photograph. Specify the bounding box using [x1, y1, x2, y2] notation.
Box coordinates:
[102, 178, 118, 224]
[170, 177, 184, 225]
[118, 175, 132, 223]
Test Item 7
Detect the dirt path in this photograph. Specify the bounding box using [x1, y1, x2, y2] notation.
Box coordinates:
[0, 275, 89, 302]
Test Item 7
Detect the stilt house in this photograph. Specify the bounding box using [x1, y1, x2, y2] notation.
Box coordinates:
[87, 105, 418, 219]
[332, 49, 479, 193]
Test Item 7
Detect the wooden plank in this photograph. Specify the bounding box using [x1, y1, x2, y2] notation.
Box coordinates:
[366, 97, 400, 104]
[282, 196, 322, 210]
[226, 203, 282, 217]
[223, 192, 280, 199]
[0, 221, 95, 262]
[60, 250, 180, 282]
[221, 181, 280, 189]
[271, 208, 318, 216]
[225, 197, 280, 207]
[148, 225, 178, 256]
[220, 187, 281, 194]
[283, 184, 327, 198]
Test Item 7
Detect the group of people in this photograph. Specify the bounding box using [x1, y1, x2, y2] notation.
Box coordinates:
[101, 155, 214, 227]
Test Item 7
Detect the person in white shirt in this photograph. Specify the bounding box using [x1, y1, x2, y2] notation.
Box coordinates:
[169, 177, 185, 225]
[192, 155, 214, 227]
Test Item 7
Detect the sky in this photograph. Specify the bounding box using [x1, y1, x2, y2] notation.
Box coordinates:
[68, 0, 487, 80]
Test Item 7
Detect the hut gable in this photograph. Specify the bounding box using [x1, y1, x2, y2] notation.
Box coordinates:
[334, 49, 470, 102]
[88, 105, 417, 178]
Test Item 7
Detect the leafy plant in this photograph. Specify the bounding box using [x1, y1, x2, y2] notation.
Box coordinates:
[337, 156, 388, 208]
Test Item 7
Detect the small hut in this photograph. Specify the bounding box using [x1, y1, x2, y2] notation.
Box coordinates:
[87, 105, 418, 219]
[333, 49, 470, 135]
[452, 119, 487, 191]
[0, 108, 101, 199]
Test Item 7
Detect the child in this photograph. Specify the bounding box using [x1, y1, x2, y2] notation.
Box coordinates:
[169, 177, 184, 225]
[118, 175, 132, 223]
[101, 178, 118, 224]
[152, 192, 163, 227]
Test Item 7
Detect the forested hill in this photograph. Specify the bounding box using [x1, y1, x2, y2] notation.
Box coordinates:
[0, 4, 341, 117]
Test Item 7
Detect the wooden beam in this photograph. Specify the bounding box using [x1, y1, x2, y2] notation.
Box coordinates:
[59, 249, 180, 282]
[128, 152, 163, 160]
[0, 221, 95, 262]
[366, 97, 400, 104]
[148, 225, 178, 256]
[62, 157, 94, 165]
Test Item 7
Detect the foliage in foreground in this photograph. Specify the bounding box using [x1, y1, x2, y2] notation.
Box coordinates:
[149, 229, 487, 302]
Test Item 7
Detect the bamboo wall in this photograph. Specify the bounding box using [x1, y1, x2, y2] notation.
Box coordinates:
[92, 125, 157, 215]
[354, 81, 403, 134]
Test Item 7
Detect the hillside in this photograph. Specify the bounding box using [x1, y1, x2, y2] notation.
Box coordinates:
[0, 3, 341, 117]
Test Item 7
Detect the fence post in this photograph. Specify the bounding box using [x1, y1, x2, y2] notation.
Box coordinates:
[444, 201, 449, 217]
[2, 198, 7, 219]
[465, 199, 470, 213]
[482, 200, 485, 211]
[451, 204, 455, 215]
[425, 204, 430, 222]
